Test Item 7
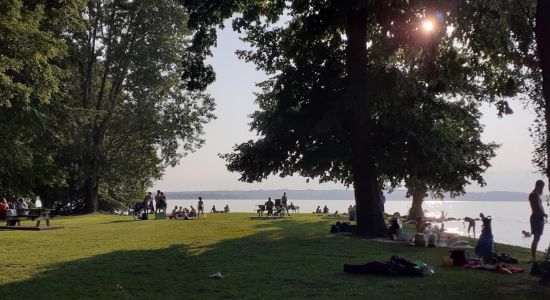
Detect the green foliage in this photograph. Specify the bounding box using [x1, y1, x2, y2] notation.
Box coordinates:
[0, 0, 82, 198]
[183, 1, 525, 236]
[0, 0, 215, 211]
[0, 0, 75, 106]
[188, 2, 501, 188]
[36, 0, 215, 212]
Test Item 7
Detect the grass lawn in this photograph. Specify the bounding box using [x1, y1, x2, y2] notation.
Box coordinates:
[0, 213, 548, 299]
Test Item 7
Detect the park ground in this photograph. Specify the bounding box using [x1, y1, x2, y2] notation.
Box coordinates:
[0, 213, 549, 299]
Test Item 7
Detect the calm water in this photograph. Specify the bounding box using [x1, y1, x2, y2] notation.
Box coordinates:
[167, 198, 550, 251]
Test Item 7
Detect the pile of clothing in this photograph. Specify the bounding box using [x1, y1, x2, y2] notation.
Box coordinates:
[344, 256, 434, 277]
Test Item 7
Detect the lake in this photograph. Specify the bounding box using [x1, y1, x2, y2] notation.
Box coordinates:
[167, 198, 550, 251]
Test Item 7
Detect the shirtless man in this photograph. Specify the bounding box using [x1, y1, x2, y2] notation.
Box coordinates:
[529, 180, 548, 261]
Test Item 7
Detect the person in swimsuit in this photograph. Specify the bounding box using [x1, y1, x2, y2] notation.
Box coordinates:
[463, 217, 478, 238]
[529, 180, 548, 261]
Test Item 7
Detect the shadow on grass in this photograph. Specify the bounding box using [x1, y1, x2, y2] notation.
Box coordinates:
[99, 219, 137, 225]
[0, 219, 547, 300]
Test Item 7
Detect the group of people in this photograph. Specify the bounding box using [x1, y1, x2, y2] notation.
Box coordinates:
[170, 205, 198, 220]
[0, 197, 30, 225]
[315, 205, 329, 214]
[167, 197, 231, 220]
[459, 180, 547, 262]
[210, 204, 230, 213]
[259, 192, 291, 216]
[143, 190, 167, 214]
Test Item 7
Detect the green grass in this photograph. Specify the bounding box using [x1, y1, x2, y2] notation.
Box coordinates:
[0, 213, 548, 299]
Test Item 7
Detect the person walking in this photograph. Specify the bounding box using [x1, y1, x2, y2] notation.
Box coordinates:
[529, 180, 548, 261]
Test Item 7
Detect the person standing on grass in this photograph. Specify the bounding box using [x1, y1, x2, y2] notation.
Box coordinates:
[379, 190, 386, 215]
[198, 197, 204, 216]
[158, 192, 167, 213]
[143, 192, 152, 214]
[529, 180, 548, 261]
[155, 190, 162, 213]
[281, 192, 290, 216]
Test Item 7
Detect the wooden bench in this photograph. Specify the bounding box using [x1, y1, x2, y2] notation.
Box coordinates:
[2, 208, 58, 228]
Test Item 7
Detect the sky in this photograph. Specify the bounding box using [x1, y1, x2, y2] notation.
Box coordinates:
[152, 23, 545, 193]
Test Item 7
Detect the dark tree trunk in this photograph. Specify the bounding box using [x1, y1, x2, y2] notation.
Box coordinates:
[536, 0, 550, 193]
[346, 1, 386, 237]
[84, 177, 99, 213]
[407, 186, 427, 221]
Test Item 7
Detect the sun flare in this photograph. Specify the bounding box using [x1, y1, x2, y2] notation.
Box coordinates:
[422, 20, 434, 32]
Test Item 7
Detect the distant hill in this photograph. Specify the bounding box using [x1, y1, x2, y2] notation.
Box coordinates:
[164, 189, 530, 201]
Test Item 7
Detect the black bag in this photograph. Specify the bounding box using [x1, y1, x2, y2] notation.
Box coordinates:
[141, 213, 148, 220]
[450, 249, 467, 266]
[531, 261, 550, 285]
[8, 220, 17, 226]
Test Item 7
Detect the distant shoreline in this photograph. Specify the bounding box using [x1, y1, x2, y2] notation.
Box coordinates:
[163, 189, 531, 202]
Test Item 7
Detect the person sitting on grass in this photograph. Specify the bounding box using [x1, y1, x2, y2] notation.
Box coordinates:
[170, 206, 179, 219]
[211, 205, 217, 213]
[323, 205, 329, 214]
[315, 206, 322, 214]
[176, 207, 184, 219]
[189, 206, 197, 218]
[289, 202, 296, 212]
[224, 204, 230, 213]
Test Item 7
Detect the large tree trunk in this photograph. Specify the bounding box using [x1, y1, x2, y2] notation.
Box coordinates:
[407, 185, 427, 221]
[84, 177, 98, 213]
[537, 1, 550, 193]
[347, 1, 386, 237]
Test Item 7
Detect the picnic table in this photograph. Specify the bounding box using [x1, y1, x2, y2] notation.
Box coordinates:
[3, 208, 57, 229]
[255, 204, 290, 217]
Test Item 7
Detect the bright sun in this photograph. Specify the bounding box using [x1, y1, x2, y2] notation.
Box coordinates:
[422, 20, 434, 32]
